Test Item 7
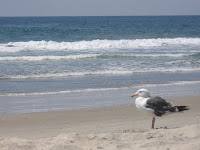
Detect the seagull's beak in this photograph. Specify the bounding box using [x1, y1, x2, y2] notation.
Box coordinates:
[130, 93, 138, 97]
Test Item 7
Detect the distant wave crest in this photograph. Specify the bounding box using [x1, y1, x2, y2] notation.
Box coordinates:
[1, 38, 200, 52]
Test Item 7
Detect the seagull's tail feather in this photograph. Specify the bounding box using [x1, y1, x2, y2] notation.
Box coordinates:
[175, 106, 190, 112]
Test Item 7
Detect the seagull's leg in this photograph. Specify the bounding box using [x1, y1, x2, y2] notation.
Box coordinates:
[151, 117, 155, 129]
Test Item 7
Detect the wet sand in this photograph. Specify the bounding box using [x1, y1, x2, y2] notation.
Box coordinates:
[0, 96, 200, 150]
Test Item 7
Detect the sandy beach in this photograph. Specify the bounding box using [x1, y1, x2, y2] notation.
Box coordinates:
[1, 15, 200, 150]
[0, 96, 200, 150]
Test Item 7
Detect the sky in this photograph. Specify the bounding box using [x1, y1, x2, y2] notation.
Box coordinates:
[0, 0, 200, 16]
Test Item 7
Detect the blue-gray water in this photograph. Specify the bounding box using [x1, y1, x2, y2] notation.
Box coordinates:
[0, 16, 200, 114]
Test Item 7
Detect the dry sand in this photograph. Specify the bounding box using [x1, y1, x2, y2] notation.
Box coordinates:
[0, 96, 200, 150]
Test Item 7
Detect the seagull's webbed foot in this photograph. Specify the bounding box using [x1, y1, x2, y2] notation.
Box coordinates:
[155, 126, 168, 129]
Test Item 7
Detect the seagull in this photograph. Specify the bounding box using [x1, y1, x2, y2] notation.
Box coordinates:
[130, 89, 189, 129]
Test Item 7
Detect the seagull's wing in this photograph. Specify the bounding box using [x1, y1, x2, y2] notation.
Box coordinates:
[145, 96, 176, 116]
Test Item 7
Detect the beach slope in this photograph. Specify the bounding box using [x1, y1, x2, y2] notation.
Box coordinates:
[0, 96, 200, 150]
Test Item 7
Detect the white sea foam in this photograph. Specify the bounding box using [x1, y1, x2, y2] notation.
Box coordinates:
[1, 68, 200, 80]
[0, 54, 99, 61]
[119, 53, 188, 58]
[1, 38, 200, 53]
[0, 53, 190, 61]
[2, 71, 134, 79]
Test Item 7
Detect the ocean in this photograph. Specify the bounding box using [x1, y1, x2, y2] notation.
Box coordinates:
[0, 16, 200, 114]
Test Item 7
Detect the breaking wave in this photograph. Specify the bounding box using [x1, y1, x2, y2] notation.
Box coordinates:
[1, 38, 200, 52]
[1, 68, 200, 80]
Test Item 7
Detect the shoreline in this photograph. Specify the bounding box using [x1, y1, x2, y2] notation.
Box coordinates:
[0, 79, 200, 115]
[0, 96, 199, 138]
[0, 96, 200, 149]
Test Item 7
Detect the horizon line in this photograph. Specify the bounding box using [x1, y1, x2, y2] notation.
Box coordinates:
[0, 14, 200, 18]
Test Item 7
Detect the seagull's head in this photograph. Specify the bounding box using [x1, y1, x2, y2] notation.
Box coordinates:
[131, 88, 150, 98]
